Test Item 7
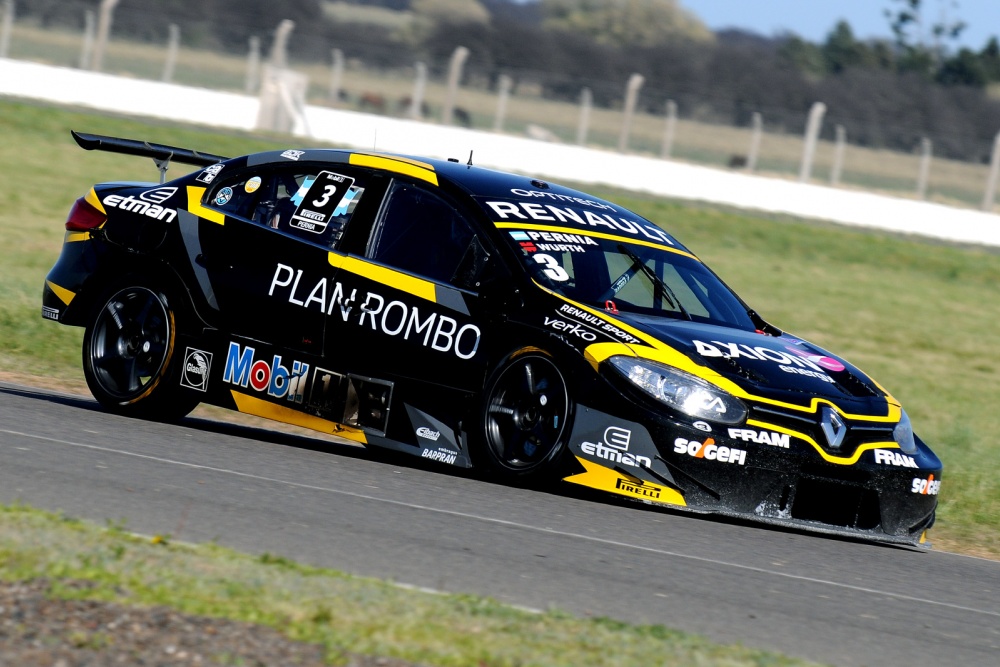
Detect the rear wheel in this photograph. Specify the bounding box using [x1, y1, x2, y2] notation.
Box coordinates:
[82, 282, 198, 420]
[478, 350, 572, 480]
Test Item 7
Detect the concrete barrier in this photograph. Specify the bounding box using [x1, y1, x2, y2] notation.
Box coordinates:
[3, 57, 999, 248]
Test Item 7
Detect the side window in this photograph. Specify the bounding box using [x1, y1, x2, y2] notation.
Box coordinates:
[368, 183, 485, 289]
[208, 167, 368, 248]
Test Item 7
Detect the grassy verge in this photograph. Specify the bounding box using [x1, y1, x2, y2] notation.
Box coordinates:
[1, 98, 999, 558]
[0, 504, 817, 666]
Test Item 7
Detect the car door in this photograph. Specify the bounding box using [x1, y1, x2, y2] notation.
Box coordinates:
[194, 163, 384, 357]
[328, 178, 495, 393]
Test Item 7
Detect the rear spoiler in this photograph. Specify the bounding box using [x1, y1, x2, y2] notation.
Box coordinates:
[71, 131, 230, 183]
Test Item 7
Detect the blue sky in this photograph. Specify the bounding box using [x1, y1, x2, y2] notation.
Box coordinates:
[680, 0, 998, 51]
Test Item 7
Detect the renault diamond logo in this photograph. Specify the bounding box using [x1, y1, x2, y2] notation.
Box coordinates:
[819, 406, 847, 450]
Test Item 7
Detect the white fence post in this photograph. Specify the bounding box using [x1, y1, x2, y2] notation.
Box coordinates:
[409, 61, 427, 119]
[91, 0, 120, 72]
[799, 102, 827, 182]
[0, 0, 14, 59]
[161, 23, 179, 83]
[830, 124, 846, 186]
[982, 131, 1000, 211]
[660, 99, 677, 159]
[327, 48, 343, 105]
[746, 112, 763, 172]
[245, 36, 261, 94]
[269, 19, 294, 70]
[441, 46, 469, 126]
[618, 73, 645, 153]
[576, 87, 592, 146]
[79, 9, 95, 69]
[493, 74, 512, 132]
[916, 137, 932, 199]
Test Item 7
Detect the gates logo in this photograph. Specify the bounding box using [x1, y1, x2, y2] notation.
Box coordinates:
[180, 347, 213, 392]
[222, 342, 309, 403]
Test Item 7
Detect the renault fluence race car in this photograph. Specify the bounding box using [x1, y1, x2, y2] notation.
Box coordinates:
[42, 131, 942, 546]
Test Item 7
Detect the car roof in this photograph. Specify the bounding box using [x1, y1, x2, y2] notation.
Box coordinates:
[243, 148, 616, 204]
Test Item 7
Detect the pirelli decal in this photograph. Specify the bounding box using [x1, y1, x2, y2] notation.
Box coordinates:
[564, 457, 686, 506]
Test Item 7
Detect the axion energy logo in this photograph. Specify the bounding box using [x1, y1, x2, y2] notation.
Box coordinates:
[222, 342, 309, 403]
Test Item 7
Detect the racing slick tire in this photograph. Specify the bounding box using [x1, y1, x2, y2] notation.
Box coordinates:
[82, 280, 199, 421]
[476, 348, 573, 482]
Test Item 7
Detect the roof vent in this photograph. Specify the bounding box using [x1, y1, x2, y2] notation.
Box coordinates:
[448, 157, 459, 163]
[531, 179, 549, 189]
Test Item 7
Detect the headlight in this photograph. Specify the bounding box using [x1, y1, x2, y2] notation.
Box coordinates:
[608, 356, 747, 425]
[894, 409, 916, 453]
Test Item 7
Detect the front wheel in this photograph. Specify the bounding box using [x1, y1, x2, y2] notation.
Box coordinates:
[477, 350, 572, 481]
[82, 282, 198, 420]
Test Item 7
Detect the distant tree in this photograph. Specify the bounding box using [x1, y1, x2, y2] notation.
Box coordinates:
[979, 37, 1000, 82]
[937, 47, 988, 86]
[779, 35, 827, 77]
[540, 0, 712, 47]
[822, 21, 877, 73]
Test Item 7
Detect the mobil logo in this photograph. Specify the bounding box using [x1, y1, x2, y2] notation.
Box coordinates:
[223, 342, 309, 403]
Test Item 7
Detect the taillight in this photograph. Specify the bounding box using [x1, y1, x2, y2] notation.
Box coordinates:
[66, 195, 106, 231]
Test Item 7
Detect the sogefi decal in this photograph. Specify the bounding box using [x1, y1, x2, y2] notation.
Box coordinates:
[181, 347, 213, 392]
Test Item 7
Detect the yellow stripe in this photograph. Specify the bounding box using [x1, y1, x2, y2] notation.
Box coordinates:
[45, 280, 76, 306]
[65, 231, 91, 243]
[747, 419, 898, 465]
[563, 457, 686, 506]
[495, 221, 695, 257]
[328, 253, 437, 303]
[85, 187, 105, 214]
[230, 391, 367, 444]
[350, 154, 438, 186]
[186, 186, 225, 225]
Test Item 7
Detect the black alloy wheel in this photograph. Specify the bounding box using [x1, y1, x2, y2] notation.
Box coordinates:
[482, 352, 571, 477]
[83, 283, 197, 419]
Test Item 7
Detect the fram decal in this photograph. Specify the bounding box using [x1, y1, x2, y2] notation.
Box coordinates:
[728, 428, 790, 448]
[874, 449, 918, 468]
[674, 437, 747, 465]
[223, 342, 309, 403]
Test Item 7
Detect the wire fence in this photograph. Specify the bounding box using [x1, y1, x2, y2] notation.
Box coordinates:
[3, 5, 1000, 213]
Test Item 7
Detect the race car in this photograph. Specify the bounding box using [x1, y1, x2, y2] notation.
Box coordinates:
[42, 131, 942, 546]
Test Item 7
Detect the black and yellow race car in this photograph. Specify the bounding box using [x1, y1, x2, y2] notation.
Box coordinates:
[42, 131, 942, 546]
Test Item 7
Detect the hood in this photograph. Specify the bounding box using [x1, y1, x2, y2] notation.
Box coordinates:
[618, 314, 886, 407]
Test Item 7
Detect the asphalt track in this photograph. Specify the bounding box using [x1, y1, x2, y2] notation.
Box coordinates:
[0, 382, 997, 666]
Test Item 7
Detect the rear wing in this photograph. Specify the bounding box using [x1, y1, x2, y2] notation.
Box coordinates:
[71, 131, 230, 183]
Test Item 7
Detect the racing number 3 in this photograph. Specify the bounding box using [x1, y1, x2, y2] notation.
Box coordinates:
[533, 254, 569, 282]
[312, 184, 338, 208]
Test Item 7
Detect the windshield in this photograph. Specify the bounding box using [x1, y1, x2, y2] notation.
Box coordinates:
[501, 229, 756, 330]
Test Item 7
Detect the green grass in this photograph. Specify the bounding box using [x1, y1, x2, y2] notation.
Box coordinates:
[0, 504, 817, 666]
